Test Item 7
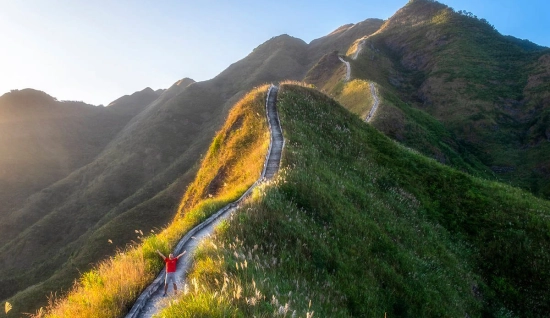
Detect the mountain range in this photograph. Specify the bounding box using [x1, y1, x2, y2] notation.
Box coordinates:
[1, 0, 549, 316]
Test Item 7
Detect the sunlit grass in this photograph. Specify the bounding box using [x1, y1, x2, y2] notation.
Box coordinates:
[177, 85, 270, 211]
[36, 248, 151, 318]
[30, 85, 271, 318]
[333, 79, 374, 119]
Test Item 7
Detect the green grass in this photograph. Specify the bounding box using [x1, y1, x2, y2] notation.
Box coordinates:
[330, 55, 492, 179]
[333, 79, 374, 119]
[340, 0, 550, 199]
[158, 84, 550, 317]
[411, 2, 549, 194]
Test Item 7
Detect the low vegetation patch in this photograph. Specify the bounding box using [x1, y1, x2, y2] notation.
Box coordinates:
[333, 79, 373, 119]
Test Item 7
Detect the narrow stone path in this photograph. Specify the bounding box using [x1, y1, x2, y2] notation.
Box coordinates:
[125, 85, 283, 318]
[338, 56, 351, 81]
[365, 83, 379, 123]
[338, 42, 380, 122]
[352, 39, 366, 60]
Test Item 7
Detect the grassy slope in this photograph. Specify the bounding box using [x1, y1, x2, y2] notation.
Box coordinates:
[307, 19, 384, 69]
[0, 81, 221, 315]
[300, 7, 494, 180]
[27, 86, 270, 318]
[311, 0, 550, 198]
[306, 49, 492, 179]
[159, 84, 550, 317]
[364, 0, 550, 197]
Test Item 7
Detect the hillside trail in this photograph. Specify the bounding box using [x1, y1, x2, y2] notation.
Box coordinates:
[125, 85, 284, 318]
[352, 39, 366, 60]
[338, 56, 351, 81]
[339, 40, 380, 122]
[365, 83, 379, 123]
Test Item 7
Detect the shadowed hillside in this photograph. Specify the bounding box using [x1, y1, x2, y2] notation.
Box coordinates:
[0, 88, 159, 223]
[107, 86, 166, 116]
[307, 18, 384, 67]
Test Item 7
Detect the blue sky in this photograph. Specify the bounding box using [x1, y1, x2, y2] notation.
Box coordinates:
[1, 0, 548, 105]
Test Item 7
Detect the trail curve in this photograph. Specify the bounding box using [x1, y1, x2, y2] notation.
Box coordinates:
[338, 56, 351, 81]
[338, 50, 380, 122]
[365, 83, 379, 123]
[125, 85, 284, 318]
[352, 39, 366, 60]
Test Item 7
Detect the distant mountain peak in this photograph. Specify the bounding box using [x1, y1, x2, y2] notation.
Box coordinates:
[2, 88, 56, 102]
[165, 77, 195, 92]
[107, 86, 162, 107]
[257, 34, 307, 50]
[0, 89, 58, 113]
[174, 77, 195, 87]
[327, 23, 355, 36]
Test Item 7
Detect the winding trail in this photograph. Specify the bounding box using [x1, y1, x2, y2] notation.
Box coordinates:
[338, 56, 351, 82]
[338, 42, 380, 123]
[352, 39, 366, 60]
[365, 83, 379, 123]
[126, 85, 284, 318]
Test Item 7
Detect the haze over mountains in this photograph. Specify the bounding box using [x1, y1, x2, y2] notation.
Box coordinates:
[1, 0, 549, 316]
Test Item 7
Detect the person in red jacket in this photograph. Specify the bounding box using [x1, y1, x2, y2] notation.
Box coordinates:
[156, 249, 186, 296]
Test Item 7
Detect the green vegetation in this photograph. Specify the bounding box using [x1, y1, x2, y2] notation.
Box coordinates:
[303, 51, 346, 94]
[356, 0, 550, 198]
[374, 87, 493, 178]
[325, 57, 492, 179]
[26, 86, 270, 318]
[332, 79, 373, 119]
[0, 88, 156, 228]
[158, 84, 550, 317]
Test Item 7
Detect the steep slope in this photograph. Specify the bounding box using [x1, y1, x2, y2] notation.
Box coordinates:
[307, 18, 384, 67]
[214, 34, 309, 95]
[302, 19, 384, 91]
[157, 84, 550, 317]
[306, 51, 492, 178]
[125, 85, 282, 318]
[0, 35, 311, 317]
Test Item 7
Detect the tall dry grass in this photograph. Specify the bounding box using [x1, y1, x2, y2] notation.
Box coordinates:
[35, 249, 151, 318]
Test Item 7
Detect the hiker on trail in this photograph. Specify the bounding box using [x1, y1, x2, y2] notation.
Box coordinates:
[156, 249, 186, 296]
